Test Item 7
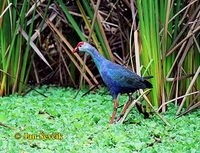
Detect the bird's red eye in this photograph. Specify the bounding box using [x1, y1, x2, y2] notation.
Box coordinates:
[73, 42, 84, 53]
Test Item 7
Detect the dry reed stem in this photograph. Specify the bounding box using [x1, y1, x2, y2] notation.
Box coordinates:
[157, 91, 200, 112]
[79, 0, 101, 90]
[177, 66, 200, 114]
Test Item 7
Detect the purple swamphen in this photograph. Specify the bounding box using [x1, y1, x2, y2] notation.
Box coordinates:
[73, 42, 153, 123]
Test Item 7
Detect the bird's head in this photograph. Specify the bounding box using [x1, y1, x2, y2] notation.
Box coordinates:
[73, 42, 93, 53]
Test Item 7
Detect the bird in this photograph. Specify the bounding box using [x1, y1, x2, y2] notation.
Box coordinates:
[73, 42, 153, 124]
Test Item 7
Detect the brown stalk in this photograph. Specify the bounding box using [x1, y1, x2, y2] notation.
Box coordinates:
[0, 122, 14, 130]
[36, 9, 99, 86]
[19, 26, 52, 69]
[178, 11, 200, 68]
[90, 0, 114, 61]
[193, 35, 200, 54]
[177, 101, 200, 118]
[166, 41, 187, 79]
[122, 0, 131, 9]
[175, 69, 180, 107]
[12, 45, 21, 93]
[167, 5, 200, 55]
[113, 52, 124, 65]
[0, 0, 7, 28]
[177, 66, 200, 114]
[174, 11, 200, 106]
[56, 34, 76, 87]
[88, 0, 101, 42]
[134, 30, 140, 75]
[129, 0, 136, 72]
[31, 13, 57, 41]
[161, 0, 172, 112]
[60, 43, 94, 87]
[157, 90, 200, 112]
[168, 0, 198, 23]
[117, 18, 125, 59]
[104, 0, 120, 22]
[142, 93, 170, 126]
[166, 8, 200, 79]
[32, 60, 40, 86]
[166, 25, 200, 56]
[166, 73, 195, 82]
[79, 0, 101, 90]
[60, 48, 76, 86]
[120, 90, 170, 126]
[26, 0, 45, 17]
[59, 52, 64, 85]
[178, 4, 190, 27]
[186, 93, 200, 111]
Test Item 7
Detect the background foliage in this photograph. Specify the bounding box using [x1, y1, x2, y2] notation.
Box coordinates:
[0, 1, 200, 151]
[0, 0, 199, 114]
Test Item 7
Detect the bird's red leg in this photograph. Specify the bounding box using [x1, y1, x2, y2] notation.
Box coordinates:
[117, 94, 132, 121]
[110, 99, 119, 124]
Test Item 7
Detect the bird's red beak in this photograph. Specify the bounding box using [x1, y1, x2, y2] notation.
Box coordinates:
[73, 47, 78, 53]
[73, 42, 84, 53]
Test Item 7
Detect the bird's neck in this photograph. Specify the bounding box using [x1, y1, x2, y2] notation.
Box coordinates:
[85, 48, 108, 70]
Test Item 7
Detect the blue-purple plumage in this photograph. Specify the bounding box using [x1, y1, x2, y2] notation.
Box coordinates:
[73, 42, 153, 99]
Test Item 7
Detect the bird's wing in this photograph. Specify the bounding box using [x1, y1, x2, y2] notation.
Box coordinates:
[104, 62, 145, 89]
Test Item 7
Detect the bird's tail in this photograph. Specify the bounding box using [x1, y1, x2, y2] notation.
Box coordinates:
[143, 76, 153, 88]
[143, 80, 153, 88]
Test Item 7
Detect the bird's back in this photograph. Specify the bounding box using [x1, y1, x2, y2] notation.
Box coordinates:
[99, 61, 152, 98]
